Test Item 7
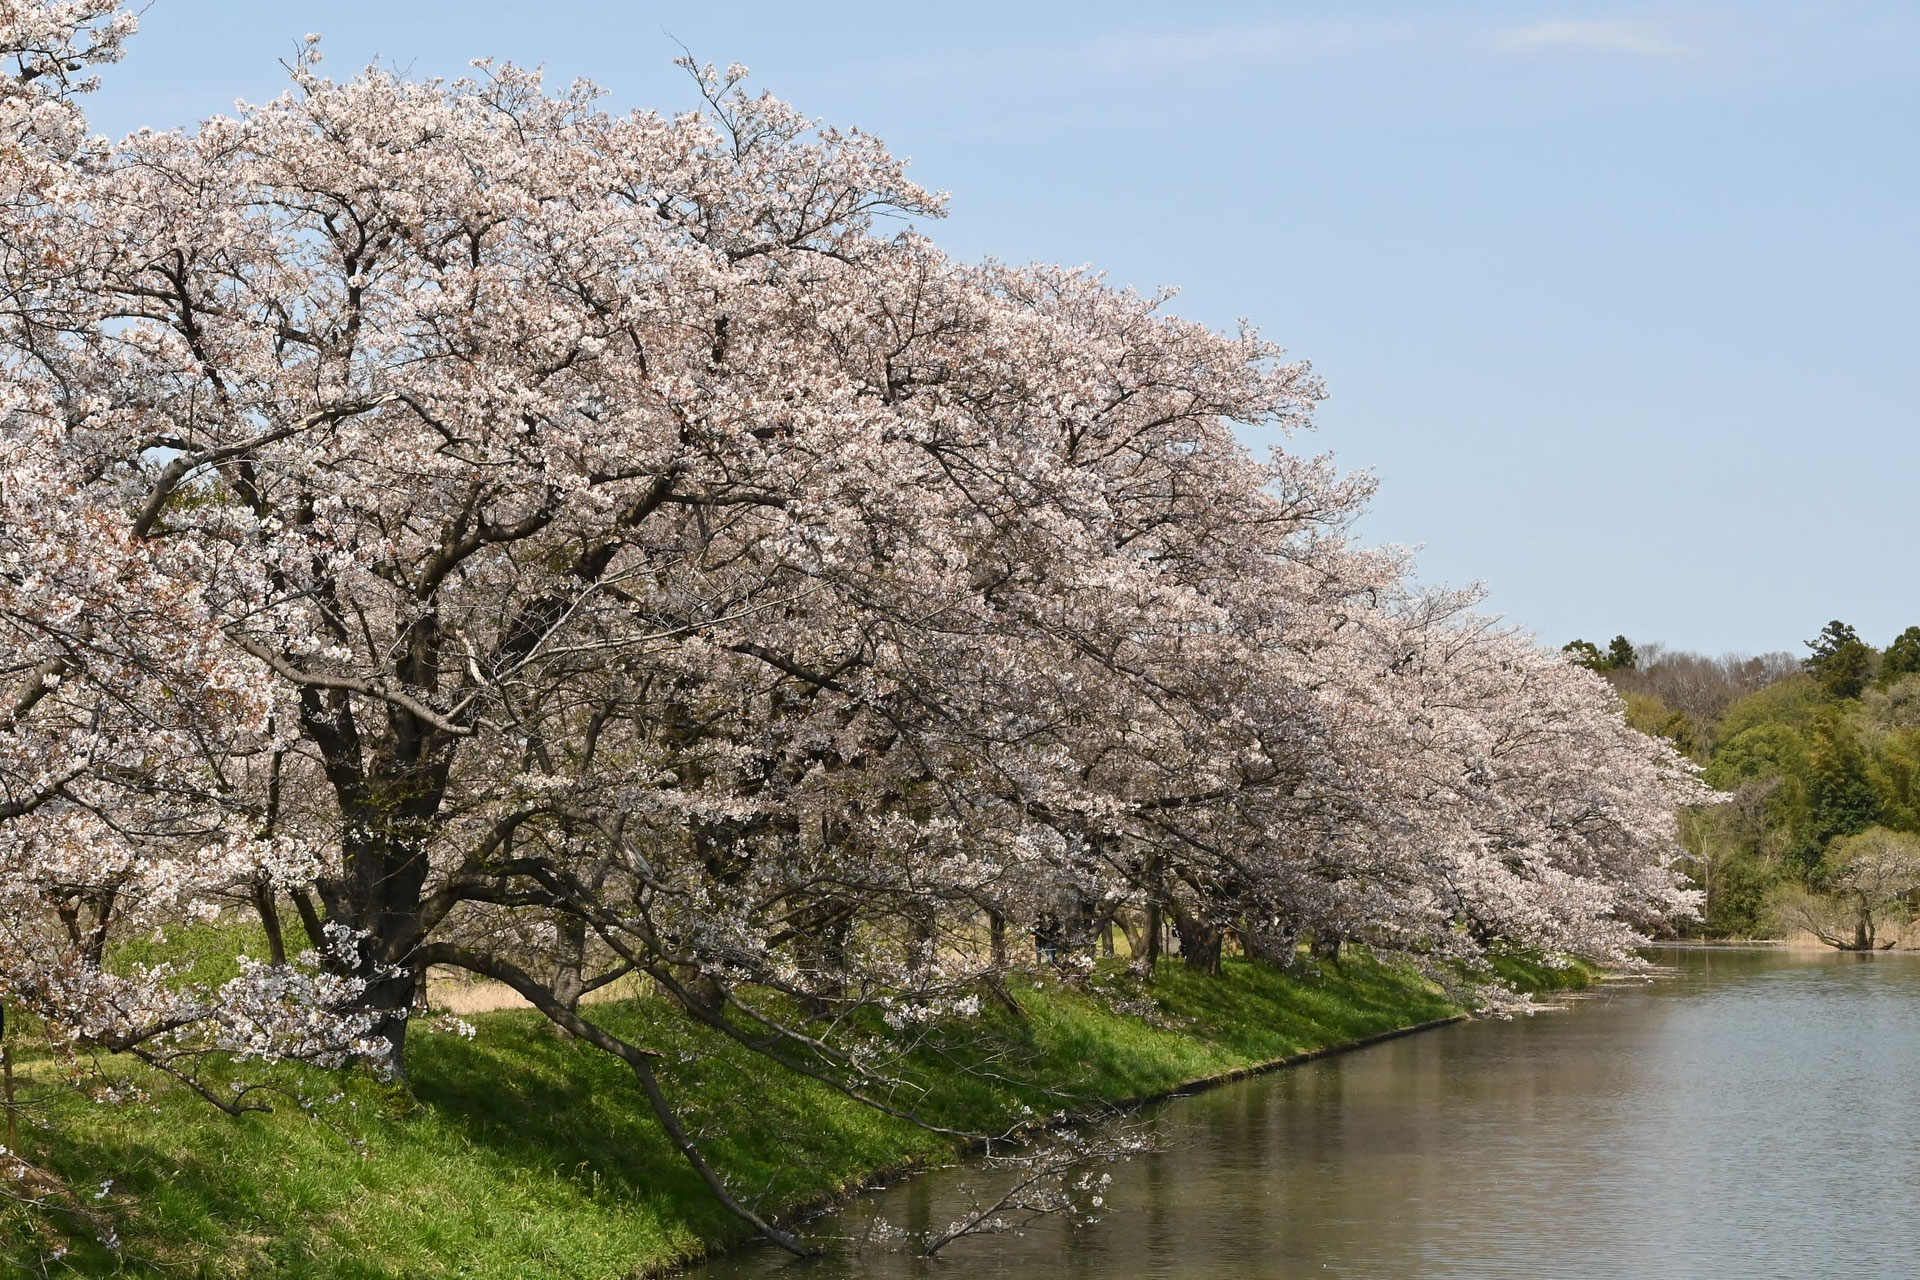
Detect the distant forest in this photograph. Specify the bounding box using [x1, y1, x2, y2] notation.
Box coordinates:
[1565, 622, 1920, 945]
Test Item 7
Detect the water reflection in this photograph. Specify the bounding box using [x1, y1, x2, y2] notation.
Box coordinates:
[692, 948, 1920, 1279]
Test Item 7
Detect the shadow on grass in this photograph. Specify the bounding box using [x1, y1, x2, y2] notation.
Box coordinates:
[11, 948, 1482, 1278]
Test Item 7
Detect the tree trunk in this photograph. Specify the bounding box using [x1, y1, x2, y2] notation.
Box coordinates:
[338, 829, 439, 1074]
[908, 906, 936, 975]
[1, 1002, 17, 1155]
[552, 913, 589, 1015]
[252, 878, 287, 966]
[791, 902, 852, 1015]
[1233, 923, 1297, 969]
[302, 687, 455, 1079]
[1852, 904, 1873, 952]
[1170, 907, 1223, 976]
[1136, 856, 1169, 978]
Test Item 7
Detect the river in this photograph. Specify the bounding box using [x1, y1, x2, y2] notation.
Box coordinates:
[691, 947, 1920, 1279]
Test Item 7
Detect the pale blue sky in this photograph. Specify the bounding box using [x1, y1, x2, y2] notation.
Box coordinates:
[82, 2, 1920, 657]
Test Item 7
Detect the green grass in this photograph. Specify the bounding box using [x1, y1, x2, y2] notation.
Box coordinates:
[3, 947, 1582, 1278]
[1477, 947, 1605, 994]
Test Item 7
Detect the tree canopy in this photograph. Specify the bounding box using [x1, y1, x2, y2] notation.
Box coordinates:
[1582, 625, 1920, 941]
[1805, 620, 1873, 700]
[1882, 626, 1920, 684]
[1563, 634, 1638, 673]
[0, 4, 1710, 1248]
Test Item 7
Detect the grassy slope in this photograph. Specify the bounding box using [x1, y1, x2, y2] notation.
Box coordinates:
[8, 946, 1584, 1278]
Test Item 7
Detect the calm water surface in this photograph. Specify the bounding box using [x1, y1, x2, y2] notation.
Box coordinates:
[693, 948, 1920, 1279]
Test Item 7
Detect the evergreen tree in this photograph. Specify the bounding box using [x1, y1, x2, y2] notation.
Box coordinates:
[1562, 639, 1607, 671]
[1881, 626, 1920, 684]
[1562, 635, 1637, 673]
[1804, 620, 1873, 700]
[1606, 634, 1638, 671]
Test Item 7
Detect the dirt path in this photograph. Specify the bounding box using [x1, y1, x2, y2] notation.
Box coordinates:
[424, 969, 654, 1015]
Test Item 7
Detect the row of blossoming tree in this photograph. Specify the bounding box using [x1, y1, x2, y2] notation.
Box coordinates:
[0, 1, 1708, 1249]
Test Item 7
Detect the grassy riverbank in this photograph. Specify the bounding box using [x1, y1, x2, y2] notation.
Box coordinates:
[4, 945, 1589, 1278]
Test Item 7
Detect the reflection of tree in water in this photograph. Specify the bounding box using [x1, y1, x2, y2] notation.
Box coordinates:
[858, 1122, 1156, 1259]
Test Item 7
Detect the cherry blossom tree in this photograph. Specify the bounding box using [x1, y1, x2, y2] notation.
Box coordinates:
[0, 13, 1710, 1250]
[1, 7, 384, 1200]
[1773, 826, 1920, 950]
